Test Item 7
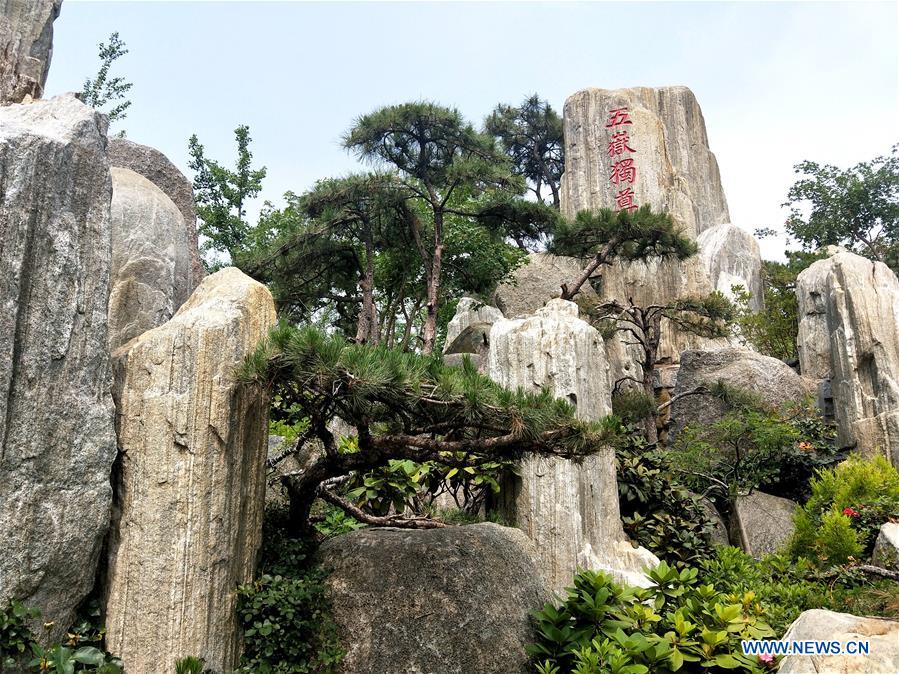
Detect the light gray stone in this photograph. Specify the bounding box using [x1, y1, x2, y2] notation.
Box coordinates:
[697, 223, 763, 310]
[444, 297, 504, 351]
[0, 94, 116, 640]
[493, 252, 600, 319]
[0, 0, 61, 104]
[732, 491, 797, 559]
[871, 522, 899, 571]
[319, 523, 549, 674]
[778, 610, 899, 673]
[104, 268, 276, 673]
[796, 251, 899, 465]
[560, 86, 730, 239]
[107, 137, 204, 286]
[488, 299, 658, 593]
[108, 167, 195, 350]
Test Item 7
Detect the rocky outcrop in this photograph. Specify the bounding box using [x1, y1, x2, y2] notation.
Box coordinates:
[108, 167, 195, 350]
[560, 86, 730, 239]
[697, 223, 763, 310]
[319, 523, 550, 674]
[488, 299, 658, 592]
[493, 253, 599, 319]
[104, 268, 276, 673]
[778, 610, 899, 673]
[107, 137, 204, 286]
[444, 297, 504, 349]
[0, 94, 116, 640]
[731, 491, 797, 559]
[0, 0, 61, 104]
[871, 522, 899, 571]
[796, 252, 899, 465]
[671, 348, 814, 438]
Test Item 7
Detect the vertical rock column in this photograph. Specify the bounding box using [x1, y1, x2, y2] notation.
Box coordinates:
[105, 268, 276, 673]
[0, 0, 62, 104]
[488, 299, 658, 593]
[0, 94, 116, 638]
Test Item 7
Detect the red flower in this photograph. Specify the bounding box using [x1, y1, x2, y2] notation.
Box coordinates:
[842, 507, 860, 518]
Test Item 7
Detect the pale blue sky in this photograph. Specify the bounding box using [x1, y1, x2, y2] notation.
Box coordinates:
[47, 1, 898, 260]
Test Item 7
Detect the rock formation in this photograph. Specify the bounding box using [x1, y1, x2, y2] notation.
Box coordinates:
[778, 610, 899, 673]
[444, 297, 504, 349]
[796, 251, 899, 465]
[560, 86, 730, 239]
[697, 223, 763, 310]
[0, 94, 116, 639]
[0, 0, 62, 104]
[108, 167, 196, 350]
[107, 137, 204, 286]
[104, 268, 276, 673]
[493, 253, 600, 319]
[488, 299, 658, 592]
[871, 522, 899, 571]
[731, 491, 797, 559]
[319, 523, 549, 674]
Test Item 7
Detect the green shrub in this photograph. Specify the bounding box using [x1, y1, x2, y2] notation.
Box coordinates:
[529, 561, 776, 673]
[1, 600, 39, 669]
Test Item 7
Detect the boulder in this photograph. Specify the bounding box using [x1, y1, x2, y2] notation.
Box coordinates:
[108, 167, 195, 349]
[0, 94, 116, 640]
[444, 297, 503, 350]
[796, 251, 899, 465]
[871, 522, 899, 571]
[0, 0, 61, 104]
[560, 86, 730, 239]
[778, 610, 899, 673]
[104, 268, 276, 673]
[694, 495, 729, 546]
[731, 491, 798, 558]
[670, 348, 814, 438]
[444, 322, 492, 358]
[493, 252, 599, 319]
[107, 137, 204, 286]
[697, 223, 764, 310]
[488, 299, 658, 592]
[319, 523, 550, 674]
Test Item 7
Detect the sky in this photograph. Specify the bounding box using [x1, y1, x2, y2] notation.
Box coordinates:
[46, 1, 899, 261]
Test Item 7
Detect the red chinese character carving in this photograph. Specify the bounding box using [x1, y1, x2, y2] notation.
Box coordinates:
[608, 131, 636, 157]
[610, 158, 636, 186]
[615, 188, 638, 211]
[606, 107, 632, 127]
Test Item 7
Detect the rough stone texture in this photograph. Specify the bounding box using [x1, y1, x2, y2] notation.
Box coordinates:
[731, 491, 797, 559]
[107, 137, 204, 287]
[493, 252, 600, 319]
[778, 610, 899, 673]
[319, 523, 550, 674]
[108, 167, 194, 350]
[488, 299, 658, 593]
[694, 494, 729, 546]
[560, 86, 730, 239]
[796, 251, 899, 465]
[0, 94, 116, 640]
[444, 297, 503, 350]
[0, 0, 61, 104]
[104, 268, 276, 673]
[671, 348, 814, 439]
[871, 522, 899, 571]
[697, 223, 763, 310]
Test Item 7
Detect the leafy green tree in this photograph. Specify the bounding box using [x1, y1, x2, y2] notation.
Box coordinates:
[549, 206, 698, 301]
[485, 94, 565, 209]
[81, 32, 132, 126]
[781, 145, 899, 270]
[240, 324, 618, 534]
[188, 125, 267, 270]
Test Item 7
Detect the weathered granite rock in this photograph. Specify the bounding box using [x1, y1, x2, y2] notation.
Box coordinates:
[107, 137, 204, 286]
[104, 268, 276, 673]
[731, 491, 797, 559]
[871, 522, 899, 571]
[796, 252, 899, 465]
[493, 253, 599, 319]
[0, 94, 116, 640]
[671, 348, 814, 438]
[778, 610, 899, 673]
[108, 167, 195, 350]
[444, 297, 504, 350]
[488, 299, 658, 592]
[319, 523, 549, 674]
[560, 86, 730, 239]
[697, 223, 763, 310]
[0, 0, 61, 104]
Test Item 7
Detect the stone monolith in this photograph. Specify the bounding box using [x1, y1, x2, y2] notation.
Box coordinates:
[697, 223, 763, 310]
[0, 0, 62, 104]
